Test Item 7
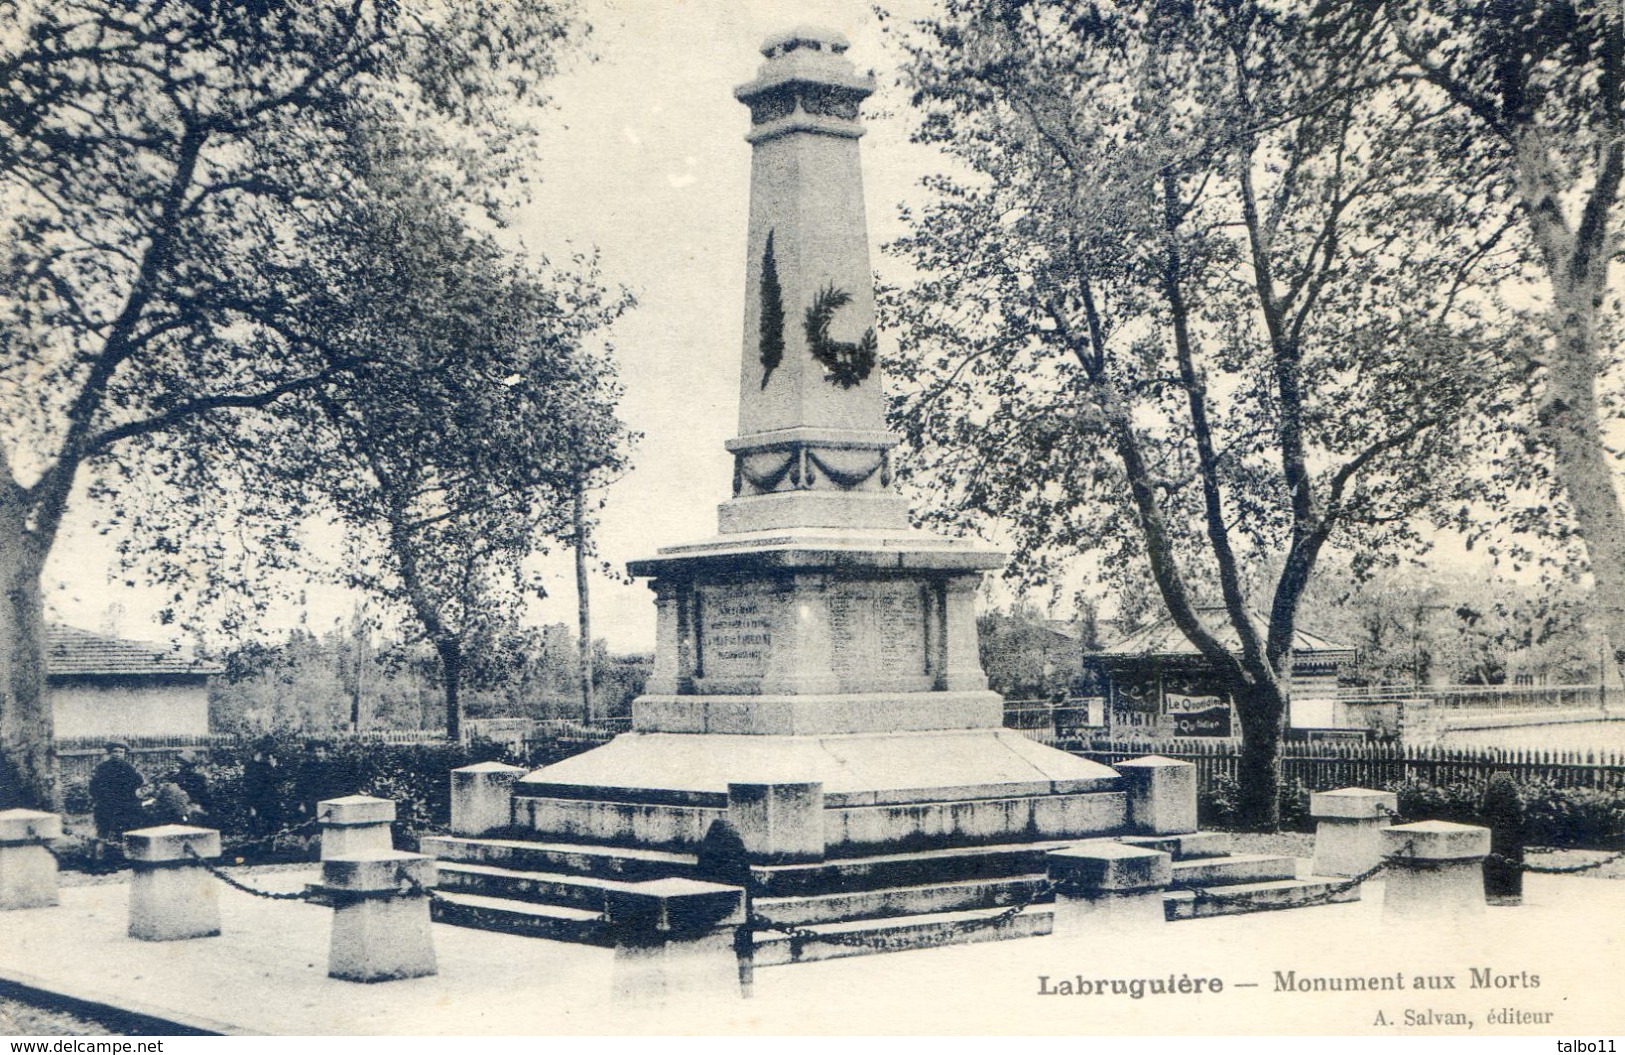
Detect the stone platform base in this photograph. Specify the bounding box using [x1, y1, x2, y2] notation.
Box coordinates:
[512, 728, 1122, 857]
[521, 727, 1116, 800]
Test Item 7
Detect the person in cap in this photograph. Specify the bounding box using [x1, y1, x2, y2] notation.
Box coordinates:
[166, 749, 211, 818]
[88, 741, 146, 845]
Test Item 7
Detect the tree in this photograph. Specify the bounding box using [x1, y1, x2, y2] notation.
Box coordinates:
[0, 1, 587, 807]
[270, 164, 632, 742]
[1364, 1, 1625, 677]
[883, 0, 1517, 826]
[1301, 560, 1601, 688]
[978, 603, 1081, 700]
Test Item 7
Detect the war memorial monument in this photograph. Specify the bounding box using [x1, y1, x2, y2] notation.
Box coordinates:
[420, 28, 1369, 963]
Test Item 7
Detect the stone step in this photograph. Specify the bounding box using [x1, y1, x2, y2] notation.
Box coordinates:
[752, 905, 1052, 966]
[422, 835, 702, 881]
[1119, 832, 1231, 860]
[1164, 876, 1362, 920]
[750, 839, 1078, 898]
[1170, 852, 1299, 886]
[429, 889, 611, 945]
[435, 861, 647, 912]
[752, 876, 1048, 927]
[436, 852, 1054, 927]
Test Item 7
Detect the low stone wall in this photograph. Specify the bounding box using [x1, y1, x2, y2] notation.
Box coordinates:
[826, 791, 1126, 855]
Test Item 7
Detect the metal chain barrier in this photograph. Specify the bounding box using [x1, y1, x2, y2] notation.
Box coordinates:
[183, 843, 317, 902]
[1168, 840, 1413, 911]
[1371, 801, 1625, 874]
[219, 813, 327, 858]
[749, 877, 1056, 953]
[404, 877, 458, 906]
[1486, 847, 1625, 874]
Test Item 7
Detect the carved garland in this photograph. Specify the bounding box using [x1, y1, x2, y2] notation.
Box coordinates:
[733, 445, 890, 495]
[806, 448, 886, 488]
[734, 450, 800, 495]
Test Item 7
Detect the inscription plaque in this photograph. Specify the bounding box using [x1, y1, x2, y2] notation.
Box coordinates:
[700, 582, 776, 678]
[828, 581, 928, 681]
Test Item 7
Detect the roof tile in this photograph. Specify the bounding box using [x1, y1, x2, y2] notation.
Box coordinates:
[45, 625, 221, 678]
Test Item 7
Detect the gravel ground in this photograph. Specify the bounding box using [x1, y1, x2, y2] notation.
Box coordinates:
[3, 862, 317, 1036]
[4, 835, 1620, 1034]
[0, 996, 114, 1037]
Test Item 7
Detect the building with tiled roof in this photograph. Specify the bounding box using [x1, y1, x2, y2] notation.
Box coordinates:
[46, 625, 219, 740]
[1086, 607, 1357, 738]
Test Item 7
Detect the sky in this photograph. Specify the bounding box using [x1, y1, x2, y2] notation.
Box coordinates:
[43, 0, 944, 654]
[38, 0, 1560, 657]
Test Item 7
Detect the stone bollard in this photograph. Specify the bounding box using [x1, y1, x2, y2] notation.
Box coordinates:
[0, 809, 62, 910]
[317, 850, 438, 983]
[1117, 756, 1197, 835]
[1047, 841, 1170, 938]
[1310, 787, 1399, 877]
[606, 878, 747, 1005]
[1481, 774, 1526, 906]
[319, 795, 395, 860]
[450, 762, 525, 836]
[727, 782, 824, 863]
[125, 825, 222, 941]
[1380, 820, 1490, 922]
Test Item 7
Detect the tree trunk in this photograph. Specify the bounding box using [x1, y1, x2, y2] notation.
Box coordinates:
[574, 486, 594, 725]
[0, 513, 55, 810]
[1539, 276, 1625, 681]
[1233, 679, 1289, 831]
[349, 615, 367, 732]
[439, 637, 463, 742]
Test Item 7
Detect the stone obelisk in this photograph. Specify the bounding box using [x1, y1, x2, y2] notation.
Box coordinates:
[722, 25, 905, 536]
[517, 28, 1113, 836]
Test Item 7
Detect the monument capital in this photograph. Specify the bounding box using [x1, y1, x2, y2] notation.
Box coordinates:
[735, 26, 875, 138]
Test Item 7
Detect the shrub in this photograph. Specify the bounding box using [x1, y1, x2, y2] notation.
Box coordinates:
[1279, 778, 1315, 833]
[1389, 777, 1482, 826]
[1518, 779, 1625, 848]
[62, 779, 93, 815]
[1380, 775, 1625, 850]
[51, 733, 537, 865]
[1198, 773, 1241, 828]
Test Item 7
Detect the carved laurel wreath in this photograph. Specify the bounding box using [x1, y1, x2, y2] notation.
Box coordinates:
[804, 284, 876, 389]
[758, 230, 876, 391]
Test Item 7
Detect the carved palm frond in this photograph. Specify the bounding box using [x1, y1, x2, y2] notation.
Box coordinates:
[759, 230, 785, 388]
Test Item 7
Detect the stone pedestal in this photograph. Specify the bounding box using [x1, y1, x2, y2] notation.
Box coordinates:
[1311, 787, 1398, 877]
[319, 795, 395, 860]
[125, 825, 221, 941]
[0, 809, 62, 910]
[1117, 756, 1197, 836]
[728, 782, 824, 862]
[451, 762, 525, 836]
[1380, 820, 1489, 921]
[605, 878, 747, 1004]
[1047, 842, 1170, 938]
[319, 851, 437, 983]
